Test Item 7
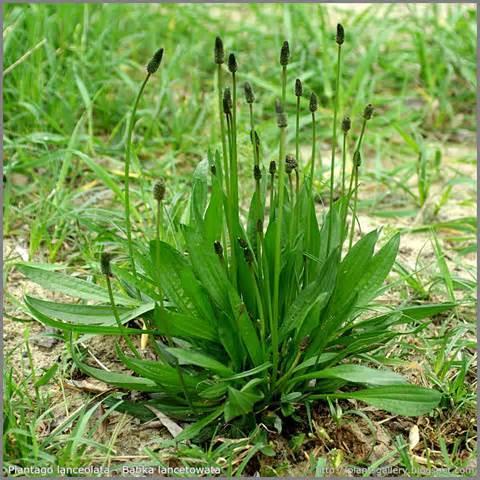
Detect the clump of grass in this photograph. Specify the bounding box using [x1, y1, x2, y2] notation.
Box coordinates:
[21, 26, 453, 443]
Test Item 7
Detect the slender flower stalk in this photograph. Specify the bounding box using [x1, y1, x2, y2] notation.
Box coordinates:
[124, 48, 163, 285]
[327, 24, 344, 255]
[340, 116, 351, 244]
[346, 104, 374, 250]
[153, 179, 166, 242]
[245, 82, 261, 194]
[286, 154, 298, 247]
[269, 160, 276, 219]
[228, 54, 239, 214]
[309, 92, 318, 182]
[341, 116, 351, 197]
[223, 88, 238, 286]
[280, 41, 290, 106]
[153, 179, 166, 320]
[286, 154, 297, 199]
[215, 37, 229, 196]
[348, 151, 361, 250]
[305, 92, 318, 286]
[294, 79, 302, 193]
[272, 99, 287, 386]
[101, 253, 140, 359]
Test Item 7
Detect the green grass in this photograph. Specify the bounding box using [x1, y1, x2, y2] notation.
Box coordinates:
[3, 4, 476, 259]
[2, 334, 107, 474]
[3, 3, 476, 477]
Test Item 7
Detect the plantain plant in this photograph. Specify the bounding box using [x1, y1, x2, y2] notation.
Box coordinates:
[20, 26, 453, 441]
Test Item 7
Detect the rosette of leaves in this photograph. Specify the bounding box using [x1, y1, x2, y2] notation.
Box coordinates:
[20, 29, 452, 442]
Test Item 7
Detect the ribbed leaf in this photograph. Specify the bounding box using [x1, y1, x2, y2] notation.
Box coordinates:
[355, 233, 400, 306]
[190, 158, 209, 227]
[166, 348, 234, 377]
[237, 305, 263, 366]
[25, 298, 151, 335]
[182, 227, 233, 313]
[224, 386, 263, 422]
[71, 341, 159, 392]
[153, 305, 217, 343]
[222, 362, 272, 381]
[176, 407, 223, 442]
[112, 266, 162, 302]
[353, 302, 456, 332]
[149, 241, 215, 322]
[280, 290, 328, 342]
[307, 231, 380, 355]
[198, 383, 228, 399]
[291, 365, 407, 387]
[203, 174, 224, 244]
[296, 249, 339, 342]
[315, 385, 442, 416]
[17, 264, 137, 305]
[116, 345, 200, 393]
[25, 296, 154, 326]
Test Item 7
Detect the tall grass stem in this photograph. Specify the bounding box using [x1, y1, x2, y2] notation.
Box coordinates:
[125, 74, 150, 286]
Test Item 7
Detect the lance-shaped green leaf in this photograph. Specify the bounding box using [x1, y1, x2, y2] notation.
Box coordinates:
[149, 241, 215, 322]
[224, 386, 263, 422]
[176, 407, 224, 442]
[17, 264, 137, 305]
[190, 158, 209, 227]
[166, 348, 234, 377]
[25, 296, 154, 326]
[289, 364, 407, 388]
[25, 297, 153, 335]
[116, 344, 200, 393]
[153, 305, 218, 343]
[312, 384, 442, 416]
[70, 341, 159, 392]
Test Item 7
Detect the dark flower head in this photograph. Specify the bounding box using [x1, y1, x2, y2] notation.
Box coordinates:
[253, 165, 262, 181]
[269, 160, 277, 175]
[228, 53, 237, 73]
[237, 237, 248, 249]
[280, 40, 290, 66]
[243, 247, 254, 266]
[214, 36, 224, 64]
[285, 154, 297, 174]
[147, 48, 164, 74]
[341, 116, 351, 133]
[295, 78, 303, 97]
[210, 164, 217, 176]
[244, 82, 255, 104]
[100, 252, 113, 277]
[153, 179, 166, 202]
[363, 104, 374, 120]
[309, 92, 318, 113]
[223, 87, 232, 115]
[336, 24, 345, 45]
